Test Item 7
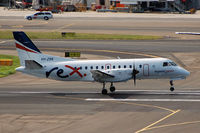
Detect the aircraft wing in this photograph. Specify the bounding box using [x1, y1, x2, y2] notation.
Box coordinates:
[90, 70, 115, 82]
[170, 77, 186, 80]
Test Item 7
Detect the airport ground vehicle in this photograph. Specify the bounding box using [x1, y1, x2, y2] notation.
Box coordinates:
[25, 12, 53, 20]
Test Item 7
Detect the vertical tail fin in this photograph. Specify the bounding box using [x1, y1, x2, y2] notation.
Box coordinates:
[13, 31, 42, 66]
[13, 31, 41, 53]
[13, 31, 75, 67]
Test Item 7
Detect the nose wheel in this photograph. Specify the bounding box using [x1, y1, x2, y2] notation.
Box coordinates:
[170, 87, 174, 91]
[170, 80, 174, 92]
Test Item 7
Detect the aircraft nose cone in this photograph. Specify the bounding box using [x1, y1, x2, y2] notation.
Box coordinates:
[183, 69, 190, 77]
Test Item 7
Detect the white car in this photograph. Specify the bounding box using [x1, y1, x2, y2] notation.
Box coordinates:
[25, 12, 53, 20]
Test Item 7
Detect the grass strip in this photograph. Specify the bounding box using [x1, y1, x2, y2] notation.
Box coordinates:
[0, 31, 162, 40]
[0, 55, 20, 78]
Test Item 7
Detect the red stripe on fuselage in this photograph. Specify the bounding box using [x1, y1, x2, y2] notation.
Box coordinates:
[16, 43, 37, 53]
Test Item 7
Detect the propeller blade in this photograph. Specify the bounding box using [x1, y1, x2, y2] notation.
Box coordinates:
[133, 74, 136, 86]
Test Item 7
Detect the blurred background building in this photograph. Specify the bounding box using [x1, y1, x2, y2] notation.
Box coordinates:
[0, 0, 199, 13]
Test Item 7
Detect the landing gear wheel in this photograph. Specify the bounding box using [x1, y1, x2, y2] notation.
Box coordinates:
[44, 16, 49, 20]
[170, 87, 174, 92]
[110, 86, 115, 92]
[102, 89, 108, 95]
[27, 16, 32, 20]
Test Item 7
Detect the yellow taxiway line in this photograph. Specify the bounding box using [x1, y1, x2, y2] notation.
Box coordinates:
[46, 95, 181, 133]
[0, 46, 159, 58]
[40, 48, 160, 58]
[135, 110, 180, 133]
[53, 24, 75, 32]
[147, 120, 200, 131]
[11, 25, 23, 28]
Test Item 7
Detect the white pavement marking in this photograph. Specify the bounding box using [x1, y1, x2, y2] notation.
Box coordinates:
[1, 90, 200, 95]
[175, 32, 200, 35]
[0, 41, 6, 44]
[0, 40, 12, 45]
[0, 91, 99, 94]
[116, 90, 200, 95]
[86, 98, 200, 102]
[117, 90, 200, 92]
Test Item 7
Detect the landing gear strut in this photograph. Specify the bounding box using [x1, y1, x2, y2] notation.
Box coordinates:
[102, 82, 108, 95]
[110, 82, 115, 92]
[170, 80, 174, 92]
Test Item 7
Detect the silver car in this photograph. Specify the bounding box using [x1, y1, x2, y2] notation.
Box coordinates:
[25, 12, 53, 20]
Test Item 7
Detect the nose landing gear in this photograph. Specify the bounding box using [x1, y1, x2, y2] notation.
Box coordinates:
[170, 80, 174, 92]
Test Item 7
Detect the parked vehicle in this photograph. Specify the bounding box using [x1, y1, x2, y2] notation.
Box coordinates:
[25, 12, 53, 20]
[22, 0, 32, 8]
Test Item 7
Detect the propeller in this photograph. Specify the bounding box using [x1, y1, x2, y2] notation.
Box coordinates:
[132, 64, 139, 86]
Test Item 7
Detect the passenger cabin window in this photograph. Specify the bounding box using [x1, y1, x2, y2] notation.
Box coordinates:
[107, 66, 110, 69]
[113, 65, 115, 69]
[101, 66, 104, 69]
[118, 65, 121, 69]
[124, 65, 126, 68]
[80, 67, 82, 70]
[90, 66, 93, 69]
[85, 66, 88, 70]
[129, 65, 132, 68]
[96, 66, 98, 69]
[37, 13, 44, 15]
[139, 65, 142, 68]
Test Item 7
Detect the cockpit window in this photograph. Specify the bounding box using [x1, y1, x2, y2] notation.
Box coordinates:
[169, 62, 177, 66]
[163, 62, 177, 67]
[163, 62, 168, 67]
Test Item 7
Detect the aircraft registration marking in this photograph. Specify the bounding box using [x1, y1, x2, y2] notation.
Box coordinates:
[41, 57, 54, 61]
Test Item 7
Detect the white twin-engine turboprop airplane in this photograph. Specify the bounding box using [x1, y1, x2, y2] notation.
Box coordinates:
[13, 31, 190, 94]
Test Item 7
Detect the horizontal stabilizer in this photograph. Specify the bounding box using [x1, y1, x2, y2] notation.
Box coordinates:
[25, 60, 43, 69]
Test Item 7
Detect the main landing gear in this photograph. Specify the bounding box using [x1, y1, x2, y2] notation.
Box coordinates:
[110, 82, 116, 92]
[101, 82, 116, 95]
[170, 80, 174, 92]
